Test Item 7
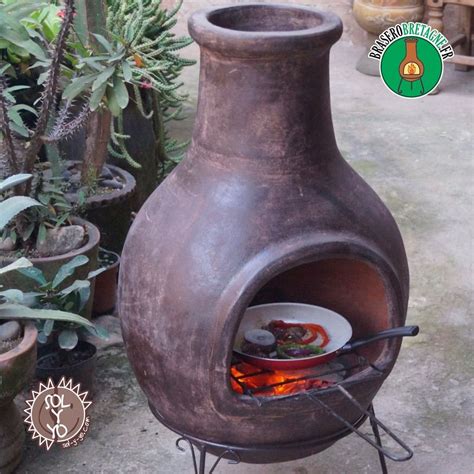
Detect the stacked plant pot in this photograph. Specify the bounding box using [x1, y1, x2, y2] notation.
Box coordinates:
[0, 323, 37, 473]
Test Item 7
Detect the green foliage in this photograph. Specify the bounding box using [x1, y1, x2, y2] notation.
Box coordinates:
[0, 174, 43, 232]
[0, 173, 79, 253]
[0, 0, 49, 64]
[0, 255, 107, 351]
[105, 0, 194, 174]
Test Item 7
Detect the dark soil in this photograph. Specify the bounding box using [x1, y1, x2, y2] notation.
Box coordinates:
[37, 345, 95, 369]
[63, 162, 125, 196]
[0, 337, 21, 355]
[98, 248, 119, 269]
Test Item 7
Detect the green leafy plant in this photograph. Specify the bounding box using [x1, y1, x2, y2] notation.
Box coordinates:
[66, 0, 194, 185]
[0, 0, 89, 182]
[0, 173, 44, 237]
[0, 255, 107, 352]
[0, 173, 81, 253]
[0, 1, 49, 68]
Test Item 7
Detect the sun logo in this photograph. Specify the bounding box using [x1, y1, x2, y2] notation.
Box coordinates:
[24, 377, 92, 450]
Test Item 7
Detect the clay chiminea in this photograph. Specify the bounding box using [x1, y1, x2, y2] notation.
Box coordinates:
[119, 3, 409, 463]
[398, 38, 425, 93]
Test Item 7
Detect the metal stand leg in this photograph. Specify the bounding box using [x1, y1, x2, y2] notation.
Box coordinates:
[369, 404, 388, 474]
[176, 437, 241, 474]
[198, 445, 207, 474]
[398, 78, 403, 93]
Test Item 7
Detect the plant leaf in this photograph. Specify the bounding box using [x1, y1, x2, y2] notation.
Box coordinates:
[0, 303, 96, 327]
[83, 323, 109, 340]
[0, 173, 32, 192]
[18, 266, 47, 285]
[36, 223, 46, 245]
[0, 196, 43, 230]
[87, 267, 106, 279]
[106, 86, 121, 116]
[113, 74, 129, 109]
[0, 257, 32, 275]
[58, 329, 78, 350]
[63, 74, 96, 100]
[10, 121, 30, 137]
[92, 66, 114, 91]
[92, 33, 113, 53]
[90, 80, 107, 110]
[0, 289, 24, 303]
[52, 255, 89, 288]
[59, 279, 89, 297]
[122, 61, 132, 82]
[43, 318, 54, 336]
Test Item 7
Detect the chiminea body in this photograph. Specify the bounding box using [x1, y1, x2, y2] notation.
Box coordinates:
[119, 4, 409, 464]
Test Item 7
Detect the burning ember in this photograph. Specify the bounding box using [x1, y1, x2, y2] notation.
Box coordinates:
[230, 361, 347, 397]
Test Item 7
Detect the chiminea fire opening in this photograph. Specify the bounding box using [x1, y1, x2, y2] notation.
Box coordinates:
[249, 258, 391, 360]
[229, 256, 394, 399]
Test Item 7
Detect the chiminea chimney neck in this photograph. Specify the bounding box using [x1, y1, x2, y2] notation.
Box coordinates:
[188, 4, 343, 59]
[188, 5, 342, 165]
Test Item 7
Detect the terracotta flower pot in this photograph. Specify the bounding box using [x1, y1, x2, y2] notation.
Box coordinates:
[92, 249, 120, 316]
[0, 218, 100, 319]
[51, 161, 136, 254]
[0, 323, 37, 473]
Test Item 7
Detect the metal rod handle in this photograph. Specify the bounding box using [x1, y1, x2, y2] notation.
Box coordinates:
[307, 386, 413, 462]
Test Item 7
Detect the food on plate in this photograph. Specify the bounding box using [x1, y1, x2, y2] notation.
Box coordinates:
[277, 343, 325, 359]
[241, 320, 330, 359]
[241, 329, 277, 357]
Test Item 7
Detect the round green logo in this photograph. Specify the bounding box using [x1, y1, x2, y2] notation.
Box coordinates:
[380, 37, 443, 99]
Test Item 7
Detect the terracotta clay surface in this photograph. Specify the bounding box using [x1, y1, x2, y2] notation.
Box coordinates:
[0, 323, 37, 473]
[119, 4, 409, 463]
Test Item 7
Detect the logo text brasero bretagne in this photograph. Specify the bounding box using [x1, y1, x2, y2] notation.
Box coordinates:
[368, 22, 454, 61]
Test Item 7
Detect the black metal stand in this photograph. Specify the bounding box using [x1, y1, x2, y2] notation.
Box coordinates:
[369, 404, 389, 474]
[307, 386, 413, 473]
[176, 437, 241, 474]
[176, 395, 411, 474]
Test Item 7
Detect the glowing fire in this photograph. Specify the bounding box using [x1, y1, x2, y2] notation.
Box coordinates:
[404, 62, 420, 75]
[230, 362, 330, 397]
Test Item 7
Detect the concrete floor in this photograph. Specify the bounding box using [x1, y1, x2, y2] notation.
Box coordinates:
[16, 23, 474, 474]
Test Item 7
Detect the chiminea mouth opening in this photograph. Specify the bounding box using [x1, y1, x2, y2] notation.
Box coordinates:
[188, 4, 343, 58]
[207, 4, 322, 33]
[229, 257, 394, 399]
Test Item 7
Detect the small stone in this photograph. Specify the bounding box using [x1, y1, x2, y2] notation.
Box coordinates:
[0, 321, 21, 341]
[36, 225, 86, 257]
[69, 174, 81, 185]
[0, 237, 15, 252]
[101, 179, 123, 190]
[100, 166, 114, 180]
[62, 169, 72, 180]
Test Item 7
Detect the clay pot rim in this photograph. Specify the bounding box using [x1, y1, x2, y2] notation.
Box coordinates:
[98, 248, 121, 271]
[64, 162, 136, 209]
[0, 322, 37, 364]
[188, 3, 343, 58]
[0, 217, 100, 265]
